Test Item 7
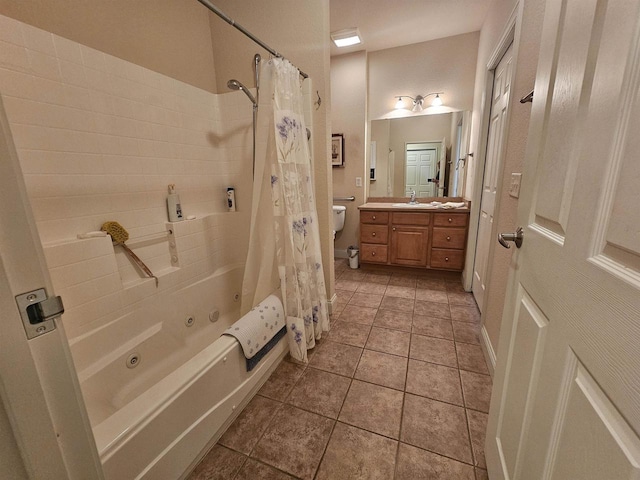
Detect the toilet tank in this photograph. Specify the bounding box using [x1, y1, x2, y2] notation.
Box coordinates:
[332, 205, 346, 232]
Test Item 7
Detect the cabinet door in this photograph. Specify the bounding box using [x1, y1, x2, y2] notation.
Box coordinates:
[390, 226, 428, 266]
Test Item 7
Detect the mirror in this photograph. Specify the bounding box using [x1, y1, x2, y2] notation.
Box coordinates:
[369, 111, 470, 198]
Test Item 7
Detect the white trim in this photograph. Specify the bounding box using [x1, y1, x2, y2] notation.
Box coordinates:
[480, 324, 497, 377]
[328, 293, 338, 314]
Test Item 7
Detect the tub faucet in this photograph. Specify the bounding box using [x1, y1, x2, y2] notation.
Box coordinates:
[409, 190, 417, 204]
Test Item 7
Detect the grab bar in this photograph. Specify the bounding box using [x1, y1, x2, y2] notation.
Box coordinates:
[333, 196, 355, 202]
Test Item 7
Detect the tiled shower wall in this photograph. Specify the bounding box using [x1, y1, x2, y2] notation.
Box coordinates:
[0, 14, 254, 344]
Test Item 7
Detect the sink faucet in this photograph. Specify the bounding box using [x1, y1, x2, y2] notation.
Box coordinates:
[409, 190, 417, 204]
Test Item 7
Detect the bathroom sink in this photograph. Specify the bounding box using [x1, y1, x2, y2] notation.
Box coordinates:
[391, 203, 436, 208]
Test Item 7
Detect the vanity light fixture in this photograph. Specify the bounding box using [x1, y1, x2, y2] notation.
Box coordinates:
[394, 92, 444, 111]
[331, 28, 362, 48]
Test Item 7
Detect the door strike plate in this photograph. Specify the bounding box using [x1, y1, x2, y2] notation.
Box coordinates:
[15, 289, 64, 339]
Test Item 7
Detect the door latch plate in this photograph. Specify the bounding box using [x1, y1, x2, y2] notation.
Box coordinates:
[15, 289, 64, 339]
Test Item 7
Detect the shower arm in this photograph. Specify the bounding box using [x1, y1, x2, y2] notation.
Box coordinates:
[197, 0, 308, 79]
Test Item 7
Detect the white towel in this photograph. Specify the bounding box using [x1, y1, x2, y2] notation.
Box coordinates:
[223, 294, 284, 359]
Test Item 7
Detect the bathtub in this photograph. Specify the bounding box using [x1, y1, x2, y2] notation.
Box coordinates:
[72, 264, 287, 480]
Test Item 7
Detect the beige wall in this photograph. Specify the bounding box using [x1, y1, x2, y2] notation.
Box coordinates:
[482, 0, 546, 355]
[0, 399, 28, 480]
[368, 32, 479, 120]
[0, 0, 217, 92]
[330, 51, 367, 255]
[209, 0, 334, 297]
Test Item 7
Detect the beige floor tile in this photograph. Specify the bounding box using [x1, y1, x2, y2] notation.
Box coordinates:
[251, 406, 334, 480]
[188, 444, 246, 480]
[410, 334, 457, 368]
[355, 282, 388, 295]
[354, 349, 407, 390]
[412, 314, 454, 340]
[234, 458, 296, 480]
[339, 380, 403, 439]
[388, 275, 417, 288]
[339, 305, 377, 325]
[448, 292, 477, 306]
[259, 360, 306, 401]
[460, 370, 492, 413]
[467, 409, 488, 468]
[416, 277, 446, 291]
[414, 300, 451, 319]
[309, 340, 362, 377]
[364, 272, 391, 284]
[395, 443, 475, 480]
[380, 295, 414, 313]
[335, 279, 360, 291]
[475, 467, 489, 480]
[316, 422, 397, 480]
[327, 321, 371, 348]
[456, 343, 489, 374]
[365, 327, 410, 357]
[401, 393, 473, 464]
[450, 304, 481, 324]
[340, 270, 367, 282]
[219, 395, 282, 455]
[348, 292, 383, 308]
[453, 321, 481, 345]
[286, 367, 351, 419]
[406, 359, 463, 406]
[415, 288, 450, 304]
[384, 285, 416, 300]
[374, 308, 413, 332]
[445, 282, 467, 293]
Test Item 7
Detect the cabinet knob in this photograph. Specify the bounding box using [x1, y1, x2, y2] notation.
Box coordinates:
[448, 218, 453, 223]
[372, 215, 376, 220]
[446, 236, 451, 241]
[445, 257, 449, 261]
[392, 227, 396, 231]
[372, 252, 376, 256]
[372, 232, 376, 236]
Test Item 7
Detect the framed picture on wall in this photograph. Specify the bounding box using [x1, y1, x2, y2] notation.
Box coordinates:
[331, 134, 344, 166]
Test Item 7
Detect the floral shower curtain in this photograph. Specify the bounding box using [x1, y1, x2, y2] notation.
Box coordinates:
[241, 58, 329, 363]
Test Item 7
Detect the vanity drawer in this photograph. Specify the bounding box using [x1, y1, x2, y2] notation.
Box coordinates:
[430, 248, 465, 270]
[433, 213, 468, 227]
[391, 212, 430, 226]
[361, 211, 389, 224]
[361, 244, 388, 263]
[432, 227, 467, 249]
[361, 225, 388, 244]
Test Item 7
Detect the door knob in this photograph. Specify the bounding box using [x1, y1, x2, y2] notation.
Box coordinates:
[498, 227, 524, 249]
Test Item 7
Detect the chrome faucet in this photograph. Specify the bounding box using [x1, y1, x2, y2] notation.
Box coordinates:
[409, 190, 417, 204]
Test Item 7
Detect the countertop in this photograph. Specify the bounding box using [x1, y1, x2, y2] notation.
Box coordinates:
[358, 201, 470, 212]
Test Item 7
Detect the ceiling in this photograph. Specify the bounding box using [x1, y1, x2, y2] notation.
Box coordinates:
[330, 0, 493, 57]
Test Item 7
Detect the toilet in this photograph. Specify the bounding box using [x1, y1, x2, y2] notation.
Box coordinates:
[332, 205, 346, 239]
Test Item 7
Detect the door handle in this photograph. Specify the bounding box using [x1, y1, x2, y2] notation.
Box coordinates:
[498, 227, 524, 249]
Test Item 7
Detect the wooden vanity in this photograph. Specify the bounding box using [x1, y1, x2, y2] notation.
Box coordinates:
[358, 199, 470, 271]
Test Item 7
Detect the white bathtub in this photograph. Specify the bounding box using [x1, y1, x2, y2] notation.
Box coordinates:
[73, 264, 287, 480]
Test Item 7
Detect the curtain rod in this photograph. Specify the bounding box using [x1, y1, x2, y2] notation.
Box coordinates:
[196, 0, 309, 79]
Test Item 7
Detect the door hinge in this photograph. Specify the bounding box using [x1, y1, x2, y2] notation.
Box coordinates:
[15, 289, 64, 339]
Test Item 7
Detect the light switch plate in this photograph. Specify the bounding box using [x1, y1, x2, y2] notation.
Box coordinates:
[355, 177, 362, 187]
[509, 173, 522, 198]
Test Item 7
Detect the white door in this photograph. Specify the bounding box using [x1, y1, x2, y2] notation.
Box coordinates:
[486, 1, 640, 479]
[0, 98, 103, 478]
[472, 43, 514, 312]
[405, 145, 437, 197]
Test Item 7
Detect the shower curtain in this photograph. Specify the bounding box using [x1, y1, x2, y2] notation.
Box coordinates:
[242, 58, 329, 363]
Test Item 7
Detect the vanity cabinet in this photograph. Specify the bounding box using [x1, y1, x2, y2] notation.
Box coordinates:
[359, 208, 469, 271]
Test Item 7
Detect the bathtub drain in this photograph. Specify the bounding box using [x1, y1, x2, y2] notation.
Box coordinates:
[126, 353, 141, 369]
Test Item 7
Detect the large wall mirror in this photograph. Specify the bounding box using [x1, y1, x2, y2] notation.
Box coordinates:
[369, 111, 471, 198]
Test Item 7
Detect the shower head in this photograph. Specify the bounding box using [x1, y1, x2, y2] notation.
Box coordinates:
[227, 79, 257, 107]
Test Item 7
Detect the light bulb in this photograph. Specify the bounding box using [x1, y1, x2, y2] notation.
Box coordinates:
[395, 97, 405, 109]
[431, 94, 443, 107]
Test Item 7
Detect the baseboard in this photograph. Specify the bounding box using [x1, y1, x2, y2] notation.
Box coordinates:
[334, 248, 348, 259]
[480, 324, 496, 377]
[328, 293, 338, 315]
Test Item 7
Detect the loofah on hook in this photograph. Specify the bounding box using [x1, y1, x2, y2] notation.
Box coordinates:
[101, 221, 130, 244]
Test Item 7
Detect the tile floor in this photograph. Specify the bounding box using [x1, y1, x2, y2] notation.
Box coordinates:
[189, 260, 492, 480]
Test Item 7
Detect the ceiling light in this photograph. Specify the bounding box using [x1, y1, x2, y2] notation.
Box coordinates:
[331, 28, 362, 48]
[394, 92, 444, 111]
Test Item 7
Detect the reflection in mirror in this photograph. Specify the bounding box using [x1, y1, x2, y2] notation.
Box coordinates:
[369, 111, 470, 198]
